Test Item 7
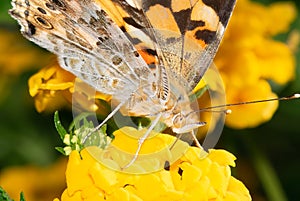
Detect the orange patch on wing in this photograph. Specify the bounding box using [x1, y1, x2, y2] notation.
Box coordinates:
[171, 0, 192, 12]
[95, 0, 128, 27]
[146, 5, 180, 34]
[137, 49, 157, 64]
[171, 0, 200, 12]
[185, 30, 207, 48]
[191, 1, 219, 31]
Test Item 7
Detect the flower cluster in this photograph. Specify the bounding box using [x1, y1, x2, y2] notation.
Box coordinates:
[54, 128, 251, 201]
[214, 0, 297, 128]
[0, 159, 66, 201]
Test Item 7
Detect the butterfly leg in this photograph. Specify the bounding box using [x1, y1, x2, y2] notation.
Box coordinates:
[170, 130, 202, 151]
[169, 133, 183, 150]
[82, 101, 125, 144]
[190, 130, 202, 148]
[122, 113, 162, 169]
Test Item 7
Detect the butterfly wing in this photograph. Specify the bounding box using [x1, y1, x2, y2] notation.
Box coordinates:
[9, 0, 155, 98]
[10, 0, 236, 103]
[99, 0, 236, 91]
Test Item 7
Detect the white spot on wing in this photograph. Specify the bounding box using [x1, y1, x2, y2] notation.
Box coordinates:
[125, 0, 141, 9]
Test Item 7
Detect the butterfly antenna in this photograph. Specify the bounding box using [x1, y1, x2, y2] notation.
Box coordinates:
[189, 93, 300, 115]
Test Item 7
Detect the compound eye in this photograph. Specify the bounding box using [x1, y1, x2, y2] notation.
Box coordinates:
[172, 113, 186, 129]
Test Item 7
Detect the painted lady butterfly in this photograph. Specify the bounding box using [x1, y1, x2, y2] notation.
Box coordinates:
[10, 0, 236, 169]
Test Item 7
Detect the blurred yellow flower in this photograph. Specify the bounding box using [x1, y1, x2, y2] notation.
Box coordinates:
[28, 62, 76, 112]
[54, 128, 251, 201]
[0, 29, 51, 75]
[214, 0, 296, 128]
[28, 61, 111, 112]
[0, 29, 51, 103]
[0, 158, 66, 201]
[225, 80, 278, 129]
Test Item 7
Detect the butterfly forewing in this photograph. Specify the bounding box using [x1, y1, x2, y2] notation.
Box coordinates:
[10, 0, 155, 98]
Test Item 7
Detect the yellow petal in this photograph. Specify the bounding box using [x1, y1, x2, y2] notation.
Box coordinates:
[208, 149, 236, 167]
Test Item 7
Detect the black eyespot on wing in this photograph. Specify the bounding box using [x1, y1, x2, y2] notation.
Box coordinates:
[45, 2, 56, 10]
[37, 7, 47, 14]
[25, 0, 30, 6]
[36, 16, 46, 24]
[24, 10, 29, 17]
[34, 16, 53, 29]
[133, 51, 139, 57]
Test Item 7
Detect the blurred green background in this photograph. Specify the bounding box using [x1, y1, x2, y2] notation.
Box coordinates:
[0, 0, 300, 201]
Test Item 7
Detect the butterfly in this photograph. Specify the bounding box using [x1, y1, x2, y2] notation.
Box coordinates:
[10, 0, 236, 169]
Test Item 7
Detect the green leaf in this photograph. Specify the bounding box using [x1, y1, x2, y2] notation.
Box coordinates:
[0, 187, 24, 201]
[81, 124, 110, 149]
[55, 112, 112, 154]
[55, 147, 66, 155]
[19, 192, 25, 201]
[0, 187, 12, 201]
[153, 121, 167, 133]
[69, 112, 94, 131]
[245, 136, 288, 201]
[189, 85, 208, 102]
[54, 111, 68, 140]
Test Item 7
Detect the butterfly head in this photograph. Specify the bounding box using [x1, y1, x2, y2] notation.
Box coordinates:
[163, 92, 206, 134]
[170, 111, 206, 134]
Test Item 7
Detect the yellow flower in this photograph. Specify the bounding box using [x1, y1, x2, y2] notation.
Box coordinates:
[28, 61, 111, 112]
[214, 0, 296, 129]
[28, 62, 76, 112]
[0, 29, 51, 103]
[0, 158, 66, 201]
[225, 80, 278, 129]
[0, 29, 51, 76]
[54, 128, 251, 201]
